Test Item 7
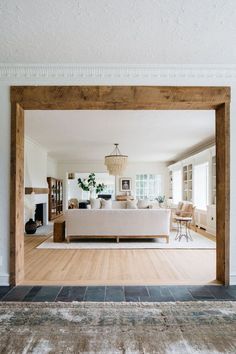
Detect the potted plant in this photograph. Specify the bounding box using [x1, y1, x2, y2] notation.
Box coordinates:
[78, 173, 106, 199]
[156, 195, 165, 208]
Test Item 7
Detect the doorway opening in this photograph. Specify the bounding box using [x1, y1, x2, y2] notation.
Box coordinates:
[10, 86, 230, 286]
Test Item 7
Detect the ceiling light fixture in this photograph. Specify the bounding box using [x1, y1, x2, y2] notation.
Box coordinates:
[105, 143, 128, 176]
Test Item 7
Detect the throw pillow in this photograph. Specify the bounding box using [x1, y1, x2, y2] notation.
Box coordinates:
[137, 199, 150, 209]
[101, 198, 112, 209]
[126, 200, 138, 209]
[150, 202, 160, 209]
[176, 201, 184, 215]
[90, 198, 101, 209]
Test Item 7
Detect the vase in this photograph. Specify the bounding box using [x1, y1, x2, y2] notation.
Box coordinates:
[25, 218, 37, 234]
[89, 189, 95, 199]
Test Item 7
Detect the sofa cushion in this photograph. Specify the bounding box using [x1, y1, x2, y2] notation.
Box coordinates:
[149, 202, 160, 209]
[112, 201, 127, 209]
[137, 199, 150, 209]
[90, 198, 101, 209]
[126, 200, 138, 209]
[101, 198, 112, 209]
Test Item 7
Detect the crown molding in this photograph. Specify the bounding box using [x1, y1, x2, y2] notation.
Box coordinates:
[1, 64, 236, 80]
[169, 137, 215, 166]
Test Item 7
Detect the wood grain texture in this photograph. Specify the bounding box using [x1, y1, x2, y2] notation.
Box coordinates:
[67, 235, 169, 244]
[11, 86, 230, 110]
[216, 103, 230, 285]
[25, 187, 49, 195]
[10, 103, 25, 285]
[53, 221, 65, 242]
[22, 236, 218, 286]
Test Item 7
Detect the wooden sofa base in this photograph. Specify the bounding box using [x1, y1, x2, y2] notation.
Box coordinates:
[67, 235, 169, 244]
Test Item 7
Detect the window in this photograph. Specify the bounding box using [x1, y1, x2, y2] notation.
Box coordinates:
[89, 173, 115, 199]
[98, 180, 115, 197]
[172, 170, 182, 204]
[135, 174, 162, 200]
[193, 162, 209, 210]
[69, 173, 115, 200]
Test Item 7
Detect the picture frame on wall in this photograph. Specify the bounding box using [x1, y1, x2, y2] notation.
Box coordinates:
[120, 177, 132, 192]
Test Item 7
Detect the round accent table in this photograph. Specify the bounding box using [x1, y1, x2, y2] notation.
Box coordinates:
[175, 216, 193, 242]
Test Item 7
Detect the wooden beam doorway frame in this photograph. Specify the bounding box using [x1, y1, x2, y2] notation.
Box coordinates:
[10, 85, 230, 285]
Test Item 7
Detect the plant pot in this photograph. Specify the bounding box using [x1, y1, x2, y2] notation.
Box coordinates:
[89, 189, 96, 199]
[25, 218, 37, 234]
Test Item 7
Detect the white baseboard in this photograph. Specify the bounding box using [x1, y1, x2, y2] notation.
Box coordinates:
[0, 272, 10, 286]
[230, 274, 236, 285]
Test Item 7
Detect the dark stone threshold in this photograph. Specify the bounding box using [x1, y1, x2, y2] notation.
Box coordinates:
[1, 285, 236, 302]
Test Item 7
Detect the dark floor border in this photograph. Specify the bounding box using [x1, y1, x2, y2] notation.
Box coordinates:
[1, 285, 236, 303]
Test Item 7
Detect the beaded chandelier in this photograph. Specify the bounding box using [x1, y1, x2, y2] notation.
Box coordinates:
[105, 144, 128, 176]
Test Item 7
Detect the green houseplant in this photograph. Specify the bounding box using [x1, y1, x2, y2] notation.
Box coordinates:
[78, 173, 106, 199]
[156, 195, 165, 208]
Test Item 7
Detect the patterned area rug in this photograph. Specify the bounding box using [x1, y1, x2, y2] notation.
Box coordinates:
[38, 230, 216, 249]
[0, 302, 236, 353]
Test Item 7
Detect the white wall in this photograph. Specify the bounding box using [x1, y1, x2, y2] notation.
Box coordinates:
[47, 156, 58, 179]
[67, 173, 116, 202]
[25, 137, 48, 189]
[24, 138, 59, 225]
[58, 160, 108, 210]
[0, 65, 236, 285]
[24, 137, 54, 225]
[58, 160, 168, 209]
[115, 161, 168, 197]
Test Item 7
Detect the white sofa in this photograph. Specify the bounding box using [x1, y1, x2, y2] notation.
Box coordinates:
[65, 209, 171, 243]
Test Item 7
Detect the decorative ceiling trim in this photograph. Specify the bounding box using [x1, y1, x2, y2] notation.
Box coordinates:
[1, 64, 236, 80]
[170, 137, 215, 165]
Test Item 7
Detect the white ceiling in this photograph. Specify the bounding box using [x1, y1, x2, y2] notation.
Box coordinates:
[25, 110, 215, 162]
[0, 0, 236, 64]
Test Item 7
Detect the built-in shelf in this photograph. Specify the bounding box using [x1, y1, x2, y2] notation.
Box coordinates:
[47, 177, 63, 221]
[183, 164, 192, 202]
[168, 170, 173, 199]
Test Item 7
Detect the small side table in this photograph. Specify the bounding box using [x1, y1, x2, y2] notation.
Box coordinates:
[53, 220, 65, 242]
[175, 217, 193, 242]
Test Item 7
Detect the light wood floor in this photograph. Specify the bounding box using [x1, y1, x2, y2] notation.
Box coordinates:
[22, 235, 218, 286]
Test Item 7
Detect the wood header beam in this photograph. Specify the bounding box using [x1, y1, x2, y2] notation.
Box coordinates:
[11, 86, 230, 110]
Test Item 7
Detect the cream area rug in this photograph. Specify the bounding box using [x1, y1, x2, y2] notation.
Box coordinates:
[25, 224, 53, 237]
[37, 230, 216, 250]
[0, 302, 236, 353]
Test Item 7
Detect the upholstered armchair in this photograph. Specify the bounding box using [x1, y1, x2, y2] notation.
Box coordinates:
[171, 202, 196, 231]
